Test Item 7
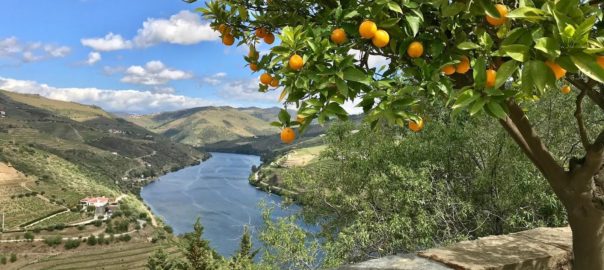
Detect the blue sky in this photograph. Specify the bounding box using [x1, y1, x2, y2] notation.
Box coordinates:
[0, 0, 282, 113]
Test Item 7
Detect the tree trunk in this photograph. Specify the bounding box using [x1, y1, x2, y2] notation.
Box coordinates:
[562, 166, 604, 270]
[567, 206, 604, 270]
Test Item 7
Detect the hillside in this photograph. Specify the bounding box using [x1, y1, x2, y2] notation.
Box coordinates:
[127, 106, 290, 147]
[0, 90, 206, 191]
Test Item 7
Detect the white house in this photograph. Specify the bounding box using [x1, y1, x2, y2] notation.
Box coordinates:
[80, 196, 110, 216]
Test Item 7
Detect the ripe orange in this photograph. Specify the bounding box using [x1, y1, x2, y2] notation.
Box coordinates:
[222, 34, 235, 46]
[442, 65, 456, 75]
[217, 24, 228, 34]
[407, 41, 424, 58]
[255, 28, 268, 38]
[372, 30, 390, 48]
[596, 55, 604, 69]
[264, 33, 275, 45]
[545, 60, 566, 80]
[561, 85, 572, 94]
[331, 28, 347, 45]
[250, 63, 259, 72]
[486, 4, 508, 26]
[289, 54, 304, 71]
[270, 77, 279, 88]
[456, 56, 471, 74]
[408, 119, 424, 132]
[486, 69, 496, 88]
[359, 20, 378, 39]
[260, 73, 273, 85]
[280, 128, 296, 144]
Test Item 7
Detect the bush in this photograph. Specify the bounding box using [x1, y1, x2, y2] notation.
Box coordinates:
[43, 236, 62, 247]
[98, 233, 106, 245]
[54, 223, 65, 231]
[163, 225, 173, 234]
[64, 239, 81, 250]
[24, 231, 34, 241]
[118, 234, 131, 242]
[32, 228, 41, 234]
[93, 220, 103, 227]
[77, 225, 85, 231]
[139, 212, 148, 219]
[86, 235, 97, 246]
[9, 254, 16, 263]
[0, 256, 6, 265]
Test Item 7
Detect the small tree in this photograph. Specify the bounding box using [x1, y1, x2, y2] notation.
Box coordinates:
[230, 226, 257, 270]
[147, 248, 174, 270]
[86, 235, 97, 246]
[184, 218, 221, 270]
[9, 254, 16, 263]
[24, 231, 34, 242]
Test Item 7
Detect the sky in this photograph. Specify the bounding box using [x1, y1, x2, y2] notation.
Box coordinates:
[0, 0, 287, 114]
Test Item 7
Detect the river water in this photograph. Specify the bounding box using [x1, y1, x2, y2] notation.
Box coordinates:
[141, 152, 298, 257]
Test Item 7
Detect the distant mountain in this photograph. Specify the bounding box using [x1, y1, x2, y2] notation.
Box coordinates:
[0, 90, 206, 191]
[127, 106, 295, 147]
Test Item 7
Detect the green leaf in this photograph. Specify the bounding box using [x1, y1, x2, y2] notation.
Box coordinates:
[335, 77, 349, 96]
[523, 60, 556, 94]
[469, 98, 487, 116]
[495, 60, 518, 89]
[500, 44, 530, 62]
[270, 121, 283, 127]
[479, 0, 501, 19]
[343, 10, 360, 19]
[405, 15, 421, 37]
[571, 52, 604, 83]
[534, 37, 561, 58]
[441, 2, 466, 17]
[278, 109, 291, 125]
[507, 7, 546, 21]
[452, 90, 479, 109]
[473, 56, 487, 89]
[343, 67, 370, 85]
[486, 101, 507, 119]
[387, 1, 403, 14]
[457, 41, 480, 50]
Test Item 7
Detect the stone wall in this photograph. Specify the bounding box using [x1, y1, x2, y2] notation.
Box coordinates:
[341, 227, 572, 270]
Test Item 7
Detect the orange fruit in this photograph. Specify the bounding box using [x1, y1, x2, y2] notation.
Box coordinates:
[407, 41, 424, 58]
[217, 24, 228, 34]
[222, 34, 235, 46]
[260, 73, 273, 85]
[331, 28, 347, 45]
[456, 56, 471, 74]
[596, 55, 604, 69]
[289, 54, 304, 71]
[545, 60, 566, 80]
[372, 30, 390, 48]
[442, 65, 456, 75]
[250, 63, 259, 72]
[270, 77, 279, 88]
[561, 85, 571, 94]
[264, 33, 275, 44]
[486, 69, 497, 88]
[359, 20, 378, 39]
[255, 28, 268, 38]
[280, 128, 296, 144]
[486, 4, 509, 26]
[408, 119, 424, 132]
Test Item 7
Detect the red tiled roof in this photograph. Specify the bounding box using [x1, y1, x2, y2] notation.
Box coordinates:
[80, 197, 110, 204]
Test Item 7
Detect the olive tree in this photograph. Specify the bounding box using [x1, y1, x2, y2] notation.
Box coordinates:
[190, 0, 604, 268]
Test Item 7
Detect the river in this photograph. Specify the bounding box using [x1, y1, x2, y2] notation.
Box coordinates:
[140, 152, 298, 257]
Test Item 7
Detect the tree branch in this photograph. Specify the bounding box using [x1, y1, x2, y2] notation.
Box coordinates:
[566, 76, 604, 111]
[505, 100, 567, 190]
[575, 89, 591, 150]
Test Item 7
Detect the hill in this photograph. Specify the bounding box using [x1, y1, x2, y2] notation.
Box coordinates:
[127, 106, 295, 147]
[0, 90, 206, 185]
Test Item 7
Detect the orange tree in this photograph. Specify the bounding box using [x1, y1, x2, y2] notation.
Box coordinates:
[191, 0, 604, 267]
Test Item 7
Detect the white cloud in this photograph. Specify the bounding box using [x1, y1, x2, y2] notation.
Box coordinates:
[349, 49, 390, 69]
[133, 10, 219, 47]
[219, 78, 281, 102]
[86, 52, 102, 65]
[0, 77, 219, 113]
[81, 33, 133, 52]
[120, 60, 193, 86]
[0, 37, 71, 63]
[202, 72, 227, 86]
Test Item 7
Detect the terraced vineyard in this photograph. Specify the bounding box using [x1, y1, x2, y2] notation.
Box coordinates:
[29, 211, 87, 229]
[0, 195, 63, 229]
[21, 242, 182, 270]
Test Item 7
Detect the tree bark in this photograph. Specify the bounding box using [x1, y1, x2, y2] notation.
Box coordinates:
[565, 191, 604, 270]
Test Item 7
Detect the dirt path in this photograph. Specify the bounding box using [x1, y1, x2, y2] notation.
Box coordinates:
[0, 229, 138, 243]
[122, 150, 157, 180]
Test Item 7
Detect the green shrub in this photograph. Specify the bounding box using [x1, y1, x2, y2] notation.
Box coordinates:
[64, 239, 80, 250]
[24, 232, 34, 241]
[118, 234, 131, 242]
[43, 236, 62, 247]
[86, 235, 97, 246]
[0, 255, 6, 264]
